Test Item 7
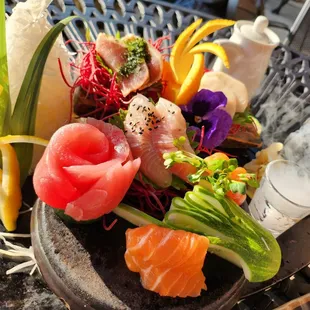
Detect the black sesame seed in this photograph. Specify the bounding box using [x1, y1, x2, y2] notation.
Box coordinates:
[172, 111, 175, 114]
[154, 126, 158, 129]
[148, 128, 152, 131]
[130, 113, 132, 117]
[156, 120, 160, 123]
[129, 122, 132, 125]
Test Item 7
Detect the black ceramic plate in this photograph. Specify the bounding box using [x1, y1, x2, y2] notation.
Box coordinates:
[31, 200, 247, 310]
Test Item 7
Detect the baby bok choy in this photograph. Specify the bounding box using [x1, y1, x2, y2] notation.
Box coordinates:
[164, 185, 281, 282]
[114, 185, 281, 283]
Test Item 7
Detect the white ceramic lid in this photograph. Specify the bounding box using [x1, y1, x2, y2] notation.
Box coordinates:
[240, 16, 271, 44]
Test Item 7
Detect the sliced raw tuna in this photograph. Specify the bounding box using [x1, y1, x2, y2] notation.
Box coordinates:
[33, 121, 140, 221]
[95, 33, 127, 71]
[95, 33, 163, 97]
[96, 33, 150, 97]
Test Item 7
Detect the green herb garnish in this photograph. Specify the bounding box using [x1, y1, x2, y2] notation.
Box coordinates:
[119, 38, 150, 77]
[108, 108, 127, 130]
[163, 151, 258, 195]
[96, 53, 113, 75]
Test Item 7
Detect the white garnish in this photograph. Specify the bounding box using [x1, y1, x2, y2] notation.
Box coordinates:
[0, 234, 39, 276]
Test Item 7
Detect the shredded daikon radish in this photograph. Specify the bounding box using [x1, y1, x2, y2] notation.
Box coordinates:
[6, 0, 72, 170]
[0, 233, 39, 275]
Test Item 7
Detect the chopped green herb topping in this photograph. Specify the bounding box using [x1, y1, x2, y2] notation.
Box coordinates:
[119, 38, 150, 77]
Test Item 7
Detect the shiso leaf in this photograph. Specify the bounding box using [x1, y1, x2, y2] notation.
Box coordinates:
[10, 16, 77, 185]
[0, 2, 11, 137]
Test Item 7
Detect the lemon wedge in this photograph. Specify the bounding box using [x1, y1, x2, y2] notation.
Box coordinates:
[183, 19, 235, 53]
[189, 42, 230, 68]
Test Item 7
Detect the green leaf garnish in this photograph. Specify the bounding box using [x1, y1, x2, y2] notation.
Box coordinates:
[163, 150, 259, 196]
[173, 136, 187, 149]
[186, 124, 199, 152]
[229, 181, 246, 194]
[95, 53, 113, 74]
[0, 1, 11, 137]
[108, 108, 127, 130]
[119, 37, 150, 77]
[10, 16, 78, 184]
[171, 175, 188, 190]
[233, 108, 254, 125]
[115, 31, 121, 40]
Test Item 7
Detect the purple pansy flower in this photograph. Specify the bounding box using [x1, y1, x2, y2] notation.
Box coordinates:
[181, 89, 232, 149]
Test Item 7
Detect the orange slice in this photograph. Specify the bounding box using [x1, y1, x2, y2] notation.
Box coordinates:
[170, 19, 203, 84]
[175, 53, 205, 105]
[189, 42, 230, 68]
[184, 19, 235, 54]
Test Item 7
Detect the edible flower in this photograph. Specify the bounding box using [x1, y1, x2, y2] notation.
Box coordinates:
[180, 89, 232, 149]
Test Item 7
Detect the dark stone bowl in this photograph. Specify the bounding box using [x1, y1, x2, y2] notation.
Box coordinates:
[31, 200, 247, 310]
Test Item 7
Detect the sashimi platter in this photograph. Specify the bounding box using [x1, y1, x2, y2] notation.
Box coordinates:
[0, 0, 287, 309]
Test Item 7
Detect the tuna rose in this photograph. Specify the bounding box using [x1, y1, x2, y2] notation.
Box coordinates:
[33, 118, 140, 221]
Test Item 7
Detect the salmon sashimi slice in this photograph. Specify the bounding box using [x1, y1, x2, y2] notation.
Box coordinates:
[124, 95, 173, 188]
[125, 224, 209, 298]
[124, 95, 196, 187]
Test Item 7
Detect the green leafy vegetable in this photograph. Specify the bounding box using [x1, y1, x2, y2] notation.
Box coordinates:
[114, 203, 168, 227]
[115, 31, 121, 40]
[10, 16, 78, 185]
[186, 124, 199, 151]
[233, 108, 254, 126]
[163, 151, 258, 195]
[114, 186, 281, 282]
[0, 2, 11, 137]
[171, 175, 188, 191]
[96, 53, 113, 75]
[108, 108, 127, 130]
[164, 186, 281, 282]
[229, 181, 246, 194]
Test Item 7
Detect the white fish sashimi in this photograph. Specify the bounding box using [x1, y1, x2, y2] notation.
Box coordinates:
[6, 0, 72, 170]
[124, 95, 196, 187]
[154, 98, 196, 182]
[124, 95, 172, 188]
